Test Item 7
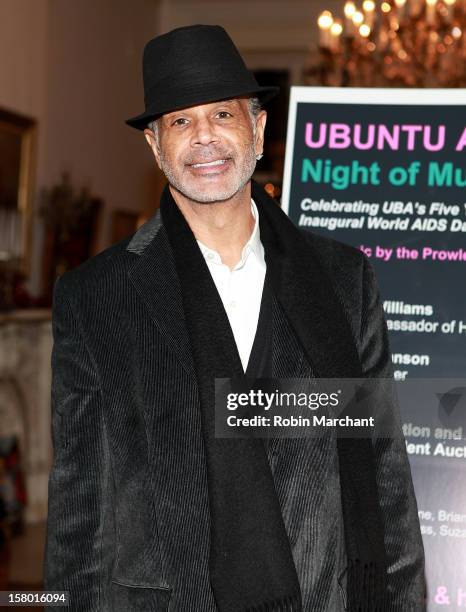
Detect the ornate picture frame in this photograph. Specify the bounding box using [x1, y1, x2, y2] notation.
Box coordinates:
[0, 108, 37, 278]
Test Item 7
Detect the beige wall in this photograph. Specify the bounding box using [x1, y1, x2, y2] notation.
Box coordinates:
[0, 0, 160, 296]
[0, 1, 49, 125]
[158, 0, 342, 81]
[158, 0, 342, 50]
[44, 0, 161, 251]
[0, 0, 50, 296]
[0, 0, 333, 296]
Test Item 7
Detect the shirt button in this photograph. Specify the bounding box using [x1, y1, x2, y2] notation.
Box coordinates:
[206, 252, 215, 260]
[229, 301, 237, 309]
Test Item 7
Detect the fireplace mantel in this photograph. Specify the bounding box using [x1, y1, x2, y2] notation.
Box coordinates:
[0, 308, 52, 522]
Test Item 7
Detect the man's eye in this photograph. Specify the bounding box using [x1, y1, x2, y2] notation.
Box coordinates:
[217, 111, 232, 119]
[172, 118, 188, 126]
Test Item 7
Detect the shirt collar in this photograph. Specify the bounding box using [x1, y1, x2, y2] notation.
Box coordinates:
[196, 198, 264, 269]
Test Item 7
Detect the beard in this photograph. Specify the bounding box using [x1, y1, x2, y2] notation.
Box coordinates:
[159, 141, 257, 204]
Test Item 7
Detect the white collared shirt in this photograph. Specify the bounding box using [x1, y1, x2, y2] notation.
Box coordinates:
[196, 199, 266, 372]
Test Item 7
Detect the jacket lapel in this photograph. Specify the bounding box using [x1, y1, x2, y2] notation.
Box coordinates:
[126, 209, 196, 378]
[252, 180, 362, 380]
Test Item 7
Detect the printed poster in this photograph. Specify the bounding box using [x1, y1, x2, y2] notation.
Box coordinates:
[282, 87, 466, 609]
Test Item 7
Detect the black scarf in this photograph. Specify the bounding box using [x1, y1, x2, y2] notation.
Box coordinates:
[160, 181, 387, 611]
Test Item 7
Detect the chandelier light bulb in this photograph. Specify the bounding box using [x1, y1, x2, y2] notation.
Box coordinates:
[344, 1, 356, 18]
[425, 0, 437, 24]
[359, 23, 371, 37]
[318, 10, 334, 29]
[362, 0, 376, 26]
[352, 10, 364, 25]
[381, 2, 392, 13]
[331, 22, 343, 35]
[363, 0, 376, 11]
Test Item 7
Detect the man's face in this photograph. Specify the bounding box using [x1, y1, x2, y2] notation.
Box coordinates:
[144, 97, 267, 203]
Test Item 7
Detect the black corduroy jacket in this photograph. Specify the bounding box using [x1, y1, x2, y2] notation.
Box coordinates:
[43, 181, 425, 611]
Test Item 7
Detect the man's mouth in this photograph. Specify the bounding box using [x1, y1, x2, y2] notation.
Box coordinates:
[190, 159, 228, 168]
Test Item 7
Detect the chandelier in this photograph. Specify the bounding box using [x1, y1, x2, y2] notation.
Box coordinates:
[304, 0, 465, 87]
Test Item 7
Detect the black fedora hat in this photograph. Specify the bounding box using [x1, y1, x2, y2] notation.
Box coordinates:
[126, 24, 279, 131]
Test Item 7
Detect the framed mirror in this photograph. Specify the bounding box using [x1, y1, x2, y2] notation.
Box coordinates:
[0, 108, 37, 278]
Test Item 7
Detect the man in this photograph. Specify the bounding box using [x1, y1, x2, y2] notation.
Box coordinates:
[43, 25, 425, 611]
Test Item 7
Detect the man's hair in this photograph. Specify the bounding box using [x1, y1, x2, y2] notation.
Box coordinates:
[147, 96, 262, 144]
[247, 96, 262, 120]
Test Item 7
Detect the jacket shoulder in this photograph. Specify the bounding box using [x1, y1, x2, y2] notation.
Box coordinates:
[57, 234, 135, 293]
[299, 227, 366, 274]
[298, 228, 372, 348]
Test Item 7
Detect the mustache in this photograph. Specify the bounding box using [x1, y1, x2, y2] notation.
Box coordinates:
[183, 147, 233, 165]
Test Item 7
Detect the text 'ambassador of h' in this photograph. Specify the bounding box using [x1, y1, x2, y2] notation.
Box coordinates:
[43, 24, 426, 612]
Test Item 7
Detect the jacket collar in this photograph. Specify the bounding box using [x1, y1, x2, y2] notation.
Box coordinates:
[126, 207, 162, 255]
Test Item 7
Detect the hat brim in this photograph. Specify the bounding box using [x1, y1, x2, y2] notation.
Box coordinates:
[125, 85, 279, 131]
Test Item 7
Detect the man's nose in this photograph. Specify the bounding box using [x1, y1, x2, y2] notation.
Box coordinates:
[190, 117, 219, 146]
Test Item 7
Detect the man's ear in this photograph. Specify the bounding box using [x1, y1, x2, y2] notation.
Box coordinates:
[254, 110, 267, 158]
[143, 128, 162, 170]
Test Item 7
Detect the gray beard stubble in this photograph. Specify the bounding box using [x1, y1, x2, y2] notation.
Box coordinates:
[159, 141, 257, 204]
